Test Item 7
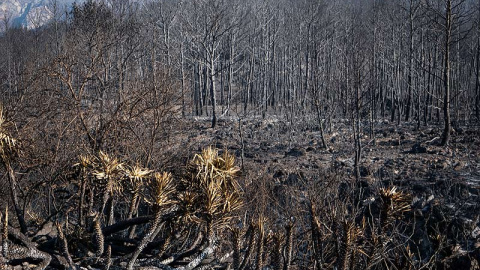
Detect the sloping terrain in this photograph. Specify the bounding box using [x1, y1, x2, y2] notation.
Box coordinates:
[0, 0, 73, 29]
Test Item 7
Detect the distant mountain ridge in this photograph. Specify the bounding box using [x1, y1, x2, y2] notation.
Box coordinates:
[0, 0, 74, 30]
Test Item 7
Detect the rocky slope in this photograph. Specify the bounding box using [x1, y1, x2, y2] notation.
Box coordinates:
[0, 0, 73, 30]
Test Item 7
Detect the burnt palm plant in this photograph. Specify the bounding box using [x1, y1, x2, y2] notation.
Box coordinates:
[308, 183, 413, 270]
[92, 151, 124, 225]
[378, 186, 411, 233]
[365, 186, 412, 269]
[127, 171, 176, 270]
[169, 147, 243, 269]
[189, 147, 242, 238]
[124, 164, 152, 237]
[125, 164, 152, 219]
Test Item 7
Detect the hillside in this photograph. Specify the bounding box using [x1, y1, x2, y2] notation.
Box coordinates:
[0, 0, 73, 29]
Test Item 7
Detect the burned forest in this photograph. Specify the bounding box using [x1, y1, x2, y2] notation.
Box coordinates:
[0, 0, 480, 269]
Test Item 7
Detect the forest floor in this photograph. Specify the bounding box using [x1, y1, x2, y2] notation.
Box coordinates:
[176, 116, 480, 192]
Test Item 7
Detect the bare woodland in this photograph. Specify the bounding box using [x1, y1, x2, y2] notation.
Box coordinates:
[0, 0, 480, 269]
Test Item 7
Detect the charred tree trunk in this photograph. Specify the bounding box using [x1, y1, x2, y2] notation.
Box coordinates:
[4, 162, 27, 234]
[441, 0, 452, 146]
[210, 56, 217, 128]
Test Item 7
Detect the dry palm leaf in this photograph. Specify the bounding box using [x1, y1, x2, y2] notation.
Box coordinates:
[125, 164, 152, 192]
[178, 191, 201, 224]
[73, 154, 94, 169]
[145, 172, 176, 208]
[192, 147, 240, 191]
[379, 186, 411, 230]
[93, 151, 124, 193]
[94, 151, 124, 179]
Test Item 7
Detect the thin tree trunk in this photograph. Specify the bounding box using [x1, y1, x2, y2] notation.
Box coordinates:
[181, 43, 186, 118]
[476, 24, 480, 121]
[79, 172, 87, 227]
[210, 56, 217, 128]
[441, 0, 452, 146]
[406, 1, 415, 122]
